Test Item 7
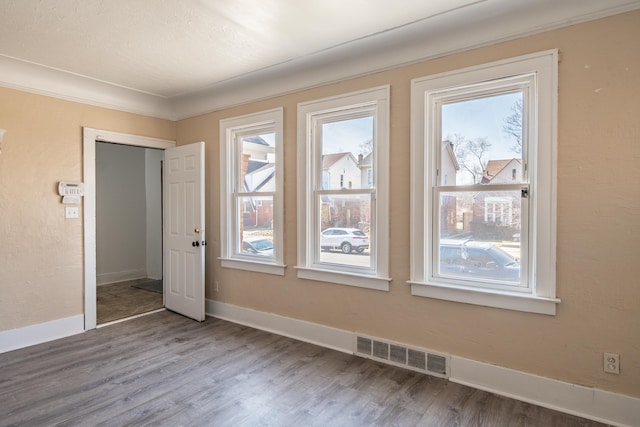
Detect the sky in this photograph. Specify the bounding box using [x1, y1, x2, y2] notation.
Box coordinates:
[322, 117, 373, 155]
[318, 92, 521, 161]
[442, 91, 521, 160]
[262, 92, 521, 165]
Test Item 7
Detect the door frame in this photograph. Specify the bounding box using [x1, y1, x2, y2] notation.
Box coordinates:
[83, 128, 176, 330]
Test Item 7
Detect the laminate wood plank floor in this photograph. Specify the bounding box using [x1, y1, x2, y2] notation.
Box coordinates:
[97, 279, 163, 324]
[0, 311, 609, 427]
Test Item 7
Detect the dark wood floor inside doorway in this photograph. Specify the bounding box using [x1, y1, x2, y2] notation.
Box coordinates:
[97, 278, 163, 324]
[1, 311, 608, 426]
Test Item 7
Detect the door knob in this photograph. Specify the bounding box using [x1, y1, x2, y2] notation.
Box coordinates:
[192, 241, 200, 247]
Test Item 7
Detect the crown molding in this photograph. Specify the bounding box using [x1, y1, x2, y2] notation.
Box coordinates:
[1, 2, 638, 121]
[0, 55, 175, 120]
[168, 1, 640, 119]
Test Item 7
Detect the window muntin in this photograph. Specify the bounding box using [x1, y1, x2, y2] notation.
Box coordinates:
[220, 109, 284, 275]
[297, 86, 390, 290]
[410, 51, 559, 314]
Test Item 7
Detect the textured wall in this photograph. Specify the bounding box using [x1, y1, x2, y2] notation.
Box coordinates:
[178, 11, 640, 397]
[0, 88, 174, 330]
[0, 8, 637, 401]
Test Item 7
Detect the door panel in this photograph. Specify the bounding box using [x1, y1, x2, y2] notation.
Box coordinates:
[163, 142, 205, 321]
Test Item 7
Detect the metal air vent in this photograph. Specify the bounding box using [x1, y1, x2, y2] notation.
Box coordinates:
[354, 335, 449, 378]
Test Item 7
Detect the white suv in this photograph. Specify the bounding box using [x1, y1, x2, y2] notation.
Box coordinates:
[320, 228, 369, 254]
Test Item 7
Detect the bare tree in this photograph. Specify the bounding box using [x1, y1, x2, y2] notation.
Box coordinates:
[451, 134, 492, 184]
[503, 98, 523, 154]
[358, 138, 373, 156]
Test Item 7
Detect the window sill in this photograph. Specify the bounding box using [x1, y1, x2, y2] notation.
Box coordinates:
[408, 280, 560, 315]
[296, 267, 390, 291]
[220, 258, 286, 276]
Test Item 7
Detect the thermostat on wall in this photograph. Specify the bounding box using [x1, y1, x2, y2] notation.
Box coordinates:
[58, 181, 84, 204]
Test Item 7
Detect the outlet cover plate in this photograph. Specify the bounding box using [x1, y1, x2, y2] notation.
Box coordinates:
[604, 352, 620, 374]
[65, 207, 79, 219]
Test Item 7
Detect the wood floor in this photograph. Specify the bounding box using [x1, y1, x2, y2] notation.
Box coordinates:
[0, 311, 608, 427]
[97, 279, 164, 324]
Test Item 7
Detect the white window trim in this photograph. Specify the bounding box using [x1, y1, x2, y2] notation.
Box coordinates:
[409, 50, 560, 315]
[220, 108, 285, 276]
[297, 86, 390, 291]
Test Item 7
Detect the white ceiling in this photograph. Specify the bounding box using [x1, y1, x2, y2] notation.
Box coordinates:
[1, 0, 639, 119]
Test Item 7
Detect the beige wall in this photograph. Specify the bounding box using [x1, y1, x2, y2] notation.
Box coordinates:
[0, 10, 637, 399]
[178, 11, 640, 397]
[0, 88, 175, 330]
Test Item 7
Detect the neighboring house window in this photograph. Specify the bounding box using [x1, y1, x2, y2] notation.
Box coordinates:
[297, 86, 390, 290]
[409, 51, 559, 314]
[220, 108, 285, 275]
[484, 197, 512, 224]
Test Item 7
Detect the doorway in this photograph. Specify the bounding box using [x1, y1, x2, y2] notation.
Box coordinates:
[95, 142, 164, 324]
[83, 128, 176, 330]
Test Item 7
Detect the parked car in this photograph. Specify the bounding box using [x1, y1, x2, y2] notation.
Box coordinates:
[439, 239, 520, 282]
[242, 237, 274, 257]
[320, 228, 369, 254]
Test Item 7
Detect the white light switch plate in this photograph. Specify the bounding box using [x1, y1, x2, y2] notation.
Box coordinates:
[65, 207, 79, 219]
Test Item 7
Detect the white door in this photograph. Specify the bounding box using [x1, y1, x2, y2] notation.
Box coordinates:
[163, 142, 205, 321]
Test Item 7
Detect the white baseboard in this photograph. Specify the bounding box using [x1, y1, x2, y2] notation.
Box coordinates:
[0, 314, 84, 354]
[450, 356, 640, 427]
[206, 299, 640, 427]
[97, 268, 146, 285]
[205, 300, 353, 354]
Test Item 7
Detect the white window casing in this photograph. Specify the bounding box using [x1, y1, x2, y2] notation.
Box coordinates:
[409, 51, 560, 315]
[297, 86, 390, 290]
[220, 108, 285, 276]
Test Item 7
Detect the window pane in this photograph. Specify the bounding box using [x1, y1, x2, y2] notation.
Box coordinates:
[441, 92, 523, 185]
[237, 195, 274, 258]
[318, 194, 372, 268]
[321, 117, 373, 190]
[240, 133, 276, 193]
[438, 190, 521, 285]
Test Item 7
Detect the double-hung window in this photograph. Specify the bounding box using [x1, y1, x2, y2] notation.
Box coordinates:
[297, 86, 390, 290]
[220, 108, 285, 275]
[409, 51, 559, 314]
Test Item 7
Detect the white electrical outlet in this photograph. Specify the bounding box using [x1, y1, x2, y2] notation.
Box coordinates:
[604, 352, 620, 374]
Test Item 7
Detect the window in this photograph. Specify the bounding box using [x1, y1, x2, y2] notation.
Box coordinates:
[410, 51, 559, 314]
[485, 197, 512, 224]
[297, 86, 390, 290]
[220, 108, 285, 275]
